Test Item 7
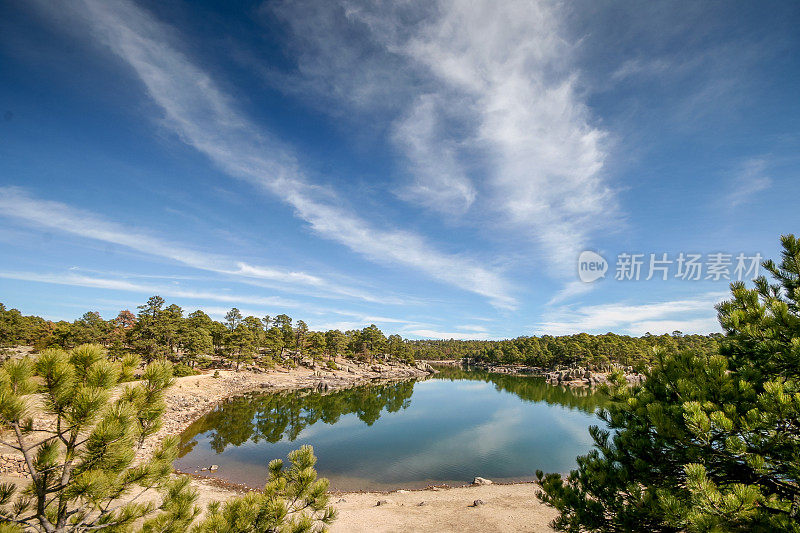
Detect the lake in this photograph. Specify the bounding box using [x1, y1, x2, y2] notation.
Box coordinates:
[174, 367, 607, 491]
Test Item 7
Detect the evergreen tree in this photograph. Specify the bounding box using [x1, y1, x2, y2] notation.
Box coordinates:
[192, 445, 335, 533]
[536, 235, 800, 532]
[0, 344, 199, 532]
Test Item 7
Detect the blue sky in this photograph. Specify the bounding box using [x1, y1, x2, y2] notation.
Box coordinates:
[1, 0, 798, 339]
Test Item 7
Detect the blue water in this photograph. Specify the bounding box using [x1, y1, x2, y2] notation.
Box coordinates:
[175, 367, 606, 490]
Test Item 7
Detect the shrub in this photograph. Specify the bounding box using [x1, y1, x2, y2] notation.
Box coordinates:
[173, 362, 199, 377]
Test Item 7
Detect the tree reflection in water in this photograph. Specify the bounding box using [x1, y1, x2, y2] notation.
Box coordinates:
[433, 366, 607, 413]
[178, 369, 606, 459]
[178, 380, 416, 457]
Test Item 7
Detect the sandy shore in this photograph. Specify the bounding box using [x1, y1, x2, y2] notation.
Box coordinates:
[0, 358, 558, 532]
[328, 483, 556, 532]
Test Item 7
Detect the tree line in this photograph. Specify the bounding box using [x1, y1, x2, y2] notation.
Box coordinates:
[408, 331, 721, 369]
[1, 296, 723, 372]
[0, 296, 414, 370]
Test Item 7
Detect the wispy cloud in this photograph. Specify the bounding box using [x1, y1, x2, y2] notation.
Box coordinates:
[392, 94, 476, 214]
[401, 0, 615, 269]
[0, 269, 418, 330]
[404, 328, 505, 340]
[547, 280, 595, 305]
[266, 0, 619, 274]
[49, 0, 515, 309]
[0, 270, 299, 309]
[534, 292, 726, 335]
[454, 324, 488, 333]
[724, 158, 772, 208]
[0, 186, 384, 303]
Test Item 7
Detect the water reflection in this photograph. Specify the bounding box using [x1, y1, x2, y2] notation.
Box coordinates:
[433, 366, 606, 413]
[175, 369, 606, 490]
[178, 380, 416, 457]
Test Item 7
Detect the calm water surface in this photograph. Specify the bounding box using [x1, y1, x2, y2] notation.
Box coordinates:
[175, 367, 607, 490]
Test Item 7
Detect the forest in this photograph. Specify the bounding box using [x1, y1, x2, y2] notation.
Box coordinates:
[0, 297, 720, 372]
[407, 332, 720, 368]
[0, 296, 414, 371]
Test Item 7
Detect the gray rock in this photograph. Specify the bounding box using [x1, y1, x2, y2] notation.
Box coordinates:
[472, 477, 493, 485]
[376, 499, 392, 506]
[472, 499, 485, 507]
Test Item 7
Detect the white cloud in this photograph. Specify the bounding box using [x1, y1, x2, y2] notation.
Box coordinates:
[52, 0, 515, 309]
[533, 292, 727, 335]
[547, 280, 595, 305]
[0, 270, 299, 309]
[268, 0, 618, 274]
[392, 94, 476, 214]
[402, 1, 616, 271]
[0, 270, 417, 329]
[725, 158, 772, 208]
[0, 186, 381, 303]
[404, 328, 504, 340]
[454, 324, 488, 332]
[625, 318, 720, 337]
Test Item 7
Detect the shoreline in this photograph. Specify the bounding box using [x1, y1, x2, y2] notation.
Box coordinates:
[161, 362, 558, 532]
[137, 358, 434, 463]
[425, 359, 645, 388]
[0, 357, 559, 532]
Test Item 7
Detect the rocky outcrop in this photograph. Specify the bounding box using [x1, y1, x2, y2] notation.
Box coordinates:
[451, 359, 645, 388]
[415, 361, 436, 373]
[545, 366, 644, 388]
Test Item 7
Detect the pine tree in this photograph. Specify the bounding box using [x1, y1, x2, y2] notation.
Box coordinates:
[536, 234, 800, 532]
[0, 344, 338, 533]
[0, 344, 199, 532]
[192, 445, 335, 533]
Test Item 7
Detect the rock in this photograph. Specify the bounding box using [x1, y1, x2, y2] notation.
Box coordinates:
[417, 501, 427, 506]
[472, 499, 485, 507]
[472, 477, 493, 485]
[336, 498, 347, 503]
[396, 489, 409, 494]
[376, 499, 392, 506]
[209, 465, 219, 471]
[416, 362, 434, 373]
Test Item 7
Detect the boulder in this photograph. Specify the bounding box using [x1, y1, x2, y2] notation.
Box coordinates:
[209, 465, 219, 471]
[376, 499, 392, 506]
[472, 499, 486, 507]
[472, 477, 493, 485]
[416, 362, 434, 373]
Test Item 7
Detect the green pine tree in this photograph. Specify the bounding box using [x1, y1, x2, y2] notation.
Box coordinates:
[192, 445, 336, 533]
[537, 234, 800, 532]
[0, 344, 200, 532]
